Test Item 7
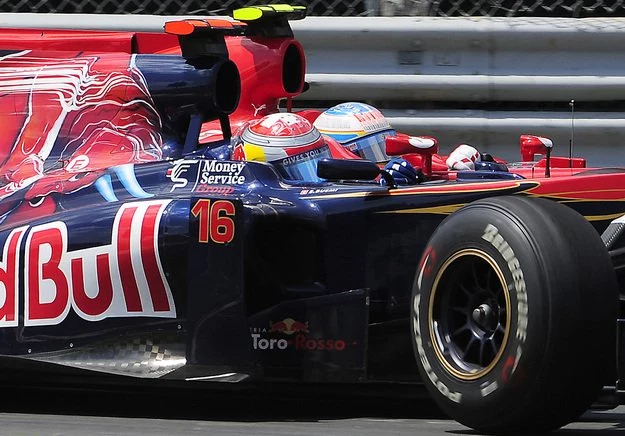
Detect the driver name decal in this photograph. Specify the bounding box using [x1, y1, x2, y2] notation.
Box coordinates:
[0, 200, 175, 327]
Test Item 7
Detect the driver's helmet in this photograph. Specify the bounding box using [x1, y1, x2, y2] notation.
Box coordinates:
[314, 102, 395, 163]
[231, 112, 331, 182]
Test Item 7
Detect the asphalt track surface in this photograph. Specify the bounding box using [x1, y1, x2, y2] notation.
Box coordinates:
[1, 383, 624, 435]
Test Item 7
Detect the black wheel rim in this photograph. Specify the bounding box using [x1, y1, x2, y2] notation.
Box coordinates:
[429, 249, 511, 380]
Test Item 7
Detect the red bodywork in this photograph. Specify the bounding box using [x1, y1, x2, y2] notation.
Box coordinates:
[0, 35, 164, 224]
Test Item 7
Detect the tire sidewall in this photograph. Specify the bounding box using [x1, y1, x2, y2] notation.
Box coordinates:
[412, 201, 556, 420]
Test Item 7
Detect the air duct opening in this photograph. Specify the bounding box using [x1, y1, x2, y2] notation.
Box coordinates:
[282, 43, 304, 94]
[214, 60, 241, 114]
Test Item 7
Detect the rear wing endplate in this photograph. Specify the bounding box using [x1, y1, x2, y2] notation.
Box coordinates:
[232, 4, 307, 38]
[164, 18, 246, 59]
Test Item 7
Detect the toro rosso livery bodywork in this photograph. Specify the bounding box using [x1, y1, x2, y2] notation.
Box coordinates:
[0, 6, 623, 435]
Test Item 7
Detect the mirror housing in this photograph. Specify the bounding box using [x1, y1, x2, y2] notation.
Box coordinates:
[520, 135, 553, 162]
[386, 133, 438, 176]
[317, 158, 381, 181]
[520, 135, 553, 177]
[386, 133, 438, 156]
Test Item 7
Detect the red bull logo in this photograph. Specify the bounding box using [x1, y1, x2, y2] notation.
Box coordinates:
[269, 318, 309, 335]
[0, 200, 175, 327]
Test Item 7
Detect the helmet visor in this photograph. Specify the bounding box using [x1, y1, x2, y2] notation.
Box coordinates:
[276, 145, 332, 182]
[344, 130, 395, 163]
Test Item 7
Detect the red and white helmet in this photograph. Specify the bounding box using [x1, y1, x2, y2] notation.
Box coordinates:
[232, 112, 331, 182]
[446, 144, 481, 171]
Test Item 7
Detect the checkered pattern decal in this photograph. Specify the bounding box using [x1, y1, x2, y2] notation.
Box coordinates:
[26, 335, 186, 378]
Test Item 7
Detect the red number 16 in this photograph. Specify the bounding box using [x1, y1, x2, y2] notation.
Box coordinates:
[191, 199, 236, 244]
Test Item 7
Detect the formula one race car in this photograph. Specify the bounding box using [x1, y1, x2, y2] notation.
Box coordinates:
[0, 5, 624, 435]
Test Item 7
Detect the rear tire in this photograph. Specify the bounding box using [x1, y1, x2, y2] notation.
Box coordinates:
[411, 196, 617, 434]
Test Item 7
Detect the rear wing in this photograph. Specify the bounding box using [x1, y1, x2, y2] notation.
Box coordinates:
[163, 4, 307, 59]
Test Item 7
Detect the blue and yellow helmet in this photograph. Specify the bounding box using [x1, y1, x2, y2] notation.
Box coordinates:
[313, 102, 395, 163]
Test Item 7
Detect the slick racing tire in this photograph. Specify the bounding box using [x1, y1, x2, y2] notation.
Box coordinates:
[411, 196, 617, 434]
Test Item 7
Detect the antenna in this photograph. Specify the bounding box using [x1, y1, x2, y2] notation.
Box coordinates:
[569, 99, 575, 168]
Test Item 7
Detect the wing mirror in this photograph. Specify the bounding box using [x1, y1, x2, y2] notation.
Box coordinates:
[317, 158, 395, 186]
[386, 133, 438, 176]
[520, 135, 553, 177]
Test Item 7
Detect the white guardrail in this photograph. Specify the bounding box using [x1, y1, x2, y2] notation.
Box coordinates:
[292, 17, 625, 165]
[0, 14, 624, 164]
